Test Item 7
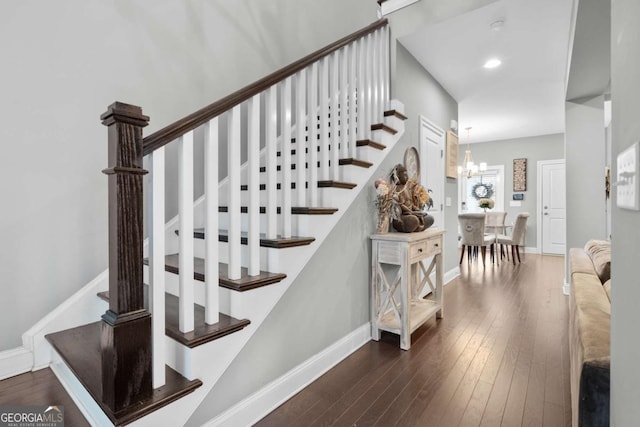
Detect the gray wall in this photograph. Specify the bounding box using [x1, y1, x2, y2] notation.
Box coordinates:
[0, 0, 376, 350]
[187, 36, 458, 426]
[611, 0, 640, 424]
[565, 96, 607, 279]
[458, 134, 564, 249]
[394, 43, 460, 272]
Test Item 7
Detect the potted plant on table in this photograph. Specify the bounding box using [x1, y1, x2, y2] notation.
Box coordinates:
[478, 198, 495, 212]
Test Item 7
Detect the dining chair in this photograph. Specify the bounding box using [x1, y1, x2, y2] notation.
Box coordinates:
[485, 211, 507, 234]
[458, 213, 496, 266]
[496, 212, 529, 264]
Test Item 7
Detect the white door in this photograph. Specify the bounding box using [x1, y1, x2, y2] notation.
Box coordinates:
[419, 117, 445, 228]
[541, 160, 566, 254]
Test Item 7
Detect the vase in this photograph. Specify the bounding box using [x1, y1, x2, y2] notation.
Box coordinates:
[423, 213, 435, 230]
[376, 210, 390, 233]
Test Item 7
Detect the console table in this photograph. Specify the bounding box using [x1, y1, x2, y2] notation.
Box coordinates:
[370, 229, 445, 350]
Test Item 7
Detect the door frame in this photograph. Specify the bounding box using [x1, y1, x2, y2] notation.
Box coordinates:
[418, 115, 445, 230]
[537, 159, 565, 254]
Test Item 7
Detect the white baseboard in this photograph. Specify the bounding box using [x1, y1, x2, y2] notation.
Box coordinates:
[21, 269, 108, 369]
[203, 323, 372, 427]
[444, 266, 460, 285]
[563, 280, 570, 296]
[0, 346, 33, 381]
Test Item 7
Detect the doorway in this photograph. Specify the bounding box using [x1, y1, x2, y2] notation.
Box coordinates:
[419, 116, 445, 228]
[537, 159, 566, 254]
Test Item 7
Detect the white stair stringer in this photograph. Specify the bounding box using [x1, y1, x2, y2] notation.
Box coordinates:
[127, 102, 405, 427]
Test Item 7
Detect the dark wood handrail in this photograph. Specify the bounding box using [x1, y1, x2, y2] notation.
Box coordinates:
[143, 19, 388, 156]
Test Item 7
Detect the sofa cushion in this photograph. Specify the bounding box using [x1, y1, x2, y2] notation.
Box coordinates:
[603, 279, 611, 302]
[584, 240, 611, 283]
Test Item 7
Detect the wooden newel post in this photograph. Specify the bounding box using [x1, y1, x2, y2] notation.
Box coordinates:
[100, 102, 152, 413]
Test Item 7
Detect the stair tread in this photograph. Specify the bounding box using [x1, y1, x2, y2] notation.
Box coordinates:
[259, 158, 371, 172]
[193, 229, 316, 248]
[240, 180, 357, 191]
[384, 109, 408, 120]
[145, 255, 287, 291]
[218, 206, 338, 215]
[356, 139, 386, 150]
[371, 123, 398, 135]
[339, 158, 373, 168]
[45, 322, 202, 426]
[97, 290, 250, 348]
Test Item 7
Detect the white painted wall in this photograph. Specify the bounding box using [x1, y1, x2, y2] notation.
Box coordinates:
[0, 0, 376, 351]
[610, 0, 640, 424]
[565, 96, 607, 281]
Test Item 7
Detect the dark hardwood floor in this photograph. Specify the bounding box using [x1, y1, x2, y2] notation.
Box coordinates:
[256, 254, 570, 427]
[0, 368, 89, 426]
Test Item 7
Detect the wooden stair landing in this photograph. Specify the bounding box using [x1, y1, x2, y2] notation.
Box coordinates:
[46, 322, 202, 426]
[144, 255, 286, 292]
[97, 289, 250, 348]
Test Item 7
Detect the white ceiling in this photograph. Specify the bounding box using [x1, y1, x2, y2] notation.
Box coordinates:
[399, 0, 574, 143]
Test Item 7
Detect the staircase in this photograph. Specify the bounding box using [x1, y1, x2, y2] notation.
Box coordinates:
[24, 19, 409, 426]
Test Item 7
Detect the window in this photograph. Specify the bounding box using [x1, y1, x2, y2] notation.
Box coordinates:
[459, 165, 505, 213]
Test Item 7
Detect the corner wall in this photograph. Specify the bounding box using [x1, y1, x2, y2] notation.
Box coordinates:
[564, 96, 607, 280]
[610, 0, 640, 424]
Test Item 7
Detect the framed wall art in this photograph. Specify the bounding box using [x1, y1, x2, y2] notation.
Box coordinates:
[446, 130, 458, 179]
[513, 158, 527, 191]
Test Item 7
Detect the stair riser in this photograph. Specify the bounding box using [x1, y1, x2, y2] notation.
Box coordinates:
[143, 262, 285, 323]
[194, 239, 280, 271]
[384, 115, 405, 131]
[218, 186, 350, 207]
[238, 152, 371, 184]
[144, 265, 233, 316]
[217, 210, 337, 238]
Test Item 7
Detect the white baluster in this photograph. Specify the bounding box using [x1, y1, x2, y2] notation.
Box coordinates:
[148, 146, 165, 388]
[295, 71, 307, 207]
[331, 51, 340, 182]
[378, 29, 384, 120]
[372, 29, 379, 125]
[365, 33, 373, 139]
[178, 131, 195, 333]
[319, 57, 330, 181]
[308, 62, 319, 206]
[265, 85, 278, 238]
[340, 46, 349, 160]
[384, 25, 390, 107]
[204, 118, 219, 324]
[349, 42, 358, 159]
[228, 106, 242, 280]
[248, 95, 261, 276]
[357, 37, 366, 142]
[281, 77, 293, 238]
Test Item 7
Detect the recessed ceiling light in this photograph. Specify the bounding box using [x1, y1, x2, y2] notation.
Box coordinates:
[484, 58, 502, 69]
[490, 20, 505, 31]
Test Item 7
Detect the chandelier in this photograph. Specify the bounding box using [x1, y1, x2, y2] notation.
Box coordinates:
[458, 127, 487, 178]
